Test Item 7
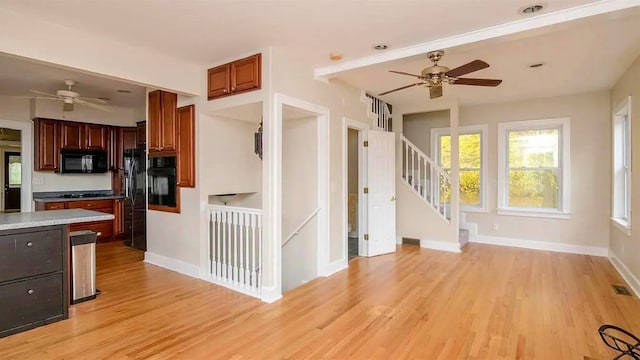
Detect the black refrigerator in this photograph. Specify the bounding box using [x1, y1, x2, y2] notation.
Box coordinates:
[124, 148, 147, 251]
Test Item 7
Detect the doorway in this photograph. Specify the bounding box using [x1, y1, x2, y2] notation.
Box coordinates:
[3, 151, 21, 212]
[347, 128, 360, 260]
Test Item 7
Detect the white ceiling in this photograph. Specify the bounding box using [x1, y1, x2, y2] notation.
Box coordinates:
[0, 0, 600, 67]
[0, 53, 146, 108]
[336, 7, 640, 106]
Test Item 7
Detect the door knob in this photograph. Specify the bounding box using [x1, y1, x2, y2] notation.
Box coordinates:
[390, 196, 396, 202]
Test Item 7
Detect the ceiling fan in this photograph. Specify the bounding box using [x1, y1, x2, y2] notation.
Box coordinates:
[20, 79, 110, 112]
[379, 50, 502, 99]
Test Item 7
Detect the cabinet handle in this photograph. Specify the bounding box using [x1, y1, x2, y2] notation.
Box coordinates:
[223, 89, 228, 93]
[26, 241, 33, 247]
[231, 87, 236, 91]
[27, 289, 34, 295]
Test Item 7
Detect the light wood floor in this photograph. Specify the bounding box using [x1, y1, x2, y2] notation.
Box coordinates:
[1, 242, 639, 359]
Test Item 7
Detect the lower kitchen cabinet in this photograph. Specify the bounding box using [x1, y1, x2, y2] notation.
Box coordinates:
[35, 199, 121, 242]
[0, 225, 68, 338]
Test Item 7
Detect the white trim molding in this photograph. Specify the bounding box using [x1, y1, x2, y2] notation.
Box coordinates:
[260, 286, 283, 304]
[314, 0, 638, 78]
[608, 250, 640, 299]
[420, 239, 462, 253]
[321, 259, 349, 277]
[470, 235, 608, 257]
[144, 252, 200, 278]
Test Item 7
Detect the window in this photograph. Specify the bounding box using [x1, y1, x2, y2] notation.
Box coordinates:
[432, 125, 488, 212]
[498, 118, 570, 218]
[612, 97, 631, 233]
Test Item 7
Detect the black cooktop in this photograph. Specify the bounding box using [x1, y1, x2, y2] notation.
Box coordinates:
[61, 193, 105, 199]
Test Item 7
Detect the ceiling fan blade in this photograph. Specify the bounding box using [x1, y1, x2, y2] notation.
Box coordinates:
[379, 83, 425, 96]
[430, 86, 443, 99]
[389, 70, 424, 79]
[453, 78, 502, 87]
[12, 96, 60, 101]
[445, 60, 489, 78]
[30, 90, 59, 98]
[75, 98, 114, 112]
[78, 97, 108, 105]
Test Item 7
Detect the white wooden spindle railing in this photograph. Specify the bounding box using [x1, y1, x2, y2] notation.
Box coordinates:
[206, 205, 262, 298]
[400, 135, 451, 222]
[366, 94, 392, 132]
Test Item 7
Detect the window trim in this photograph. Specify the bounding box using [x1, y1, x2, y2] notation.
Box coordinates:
[612, 96, 632, 232]
[497, 118, 571, 217]
[431, 124, 488, 213]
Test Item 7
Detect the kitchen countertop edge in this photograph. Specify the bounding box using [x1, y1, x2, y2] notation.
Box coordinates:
[0, 209, 115, 231]
[34, 195, 125, 202]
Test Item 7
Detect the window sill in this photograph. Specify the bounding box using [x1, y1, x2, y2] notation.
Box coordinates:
[461, 206, 488, 213]
[496, 208, 571, 219]
[611, 217, 631, 236]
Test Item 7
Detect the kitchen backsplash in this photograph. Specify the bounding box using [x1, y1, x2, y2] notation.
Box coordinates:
[31, 171, 112, 192]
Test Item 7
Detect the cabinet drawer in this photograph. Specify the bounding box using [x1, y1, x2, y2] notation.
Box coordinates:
[0, 229, 63, 283]
[69, 220, 113, 240]
[0, 273, 64, 336]
[67, 199, 113, 210]
[44, 202, 66, 210]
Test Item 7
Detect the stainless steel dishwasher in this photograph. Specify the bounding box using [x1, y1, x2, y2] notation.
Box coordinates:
[70, 230, 97, 304]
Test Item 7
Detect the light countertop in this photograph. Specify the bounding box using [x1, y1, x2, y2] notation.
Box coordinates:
[34, 195, 124, 202]
[0, 209, 114, 231]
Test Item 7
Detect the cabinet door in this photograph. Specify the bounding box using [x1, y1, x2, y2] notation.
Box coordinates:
[136, 122, 146, 147]
[231, 54, 261, 93]
[123, 127, 137, 150]
[177, 105, 195, 187]
[160, 91, 177, 151]
[60, 122, 84, 150]
[109, 127, 124, 170]
[148, 91, 161, 151]
[207, 64, 230, 99]
[113, 198, 125, 236]
[34, 119, 60, 171]
[85, 124, 107, 151]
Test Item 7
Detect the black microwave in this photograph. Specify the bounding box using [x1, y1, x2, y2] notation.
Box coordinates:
[59, 149, 108, 174]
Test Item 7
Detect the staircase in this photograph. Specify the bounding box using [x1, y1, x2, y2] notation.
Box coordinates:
[400, 135, 451, 222]
[363, 93, 392, 131]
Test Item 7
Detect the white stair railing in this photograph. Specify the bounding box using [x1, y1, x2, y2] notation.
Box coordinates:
[365, 93, 392, 132]
[282, 208, 320, 247]
[401, 135, 451, 222]
[206, 205, 262, 298]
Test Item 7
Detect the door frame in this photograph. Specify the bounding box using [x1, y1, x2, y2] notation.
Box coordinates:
[2, 150, 22, 211]
[342, 118, 370, 260]
[265, 93, 329, 302]
[0, 119, 33, 212]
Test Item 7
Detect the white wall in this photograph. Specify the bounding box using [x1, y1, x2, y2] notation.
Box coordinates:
[610, 54, 640, 290]
[282, 116, 317, 293]
[461, 91, 611, 249]
[403, 110, 450, 156]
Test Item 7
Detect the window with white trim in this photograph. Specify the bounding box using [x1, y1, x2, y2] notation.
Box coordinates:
[612, 97, 631, 230]
[498, 118, 570, 218]
[432, 125, 488, 211]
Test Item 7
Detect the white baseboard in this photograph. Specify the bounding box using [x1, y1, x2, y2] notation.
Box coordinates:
[420, 239, 462, 253]
[608, 250, 640, 299]
[322, 258, 348, 277]
[471, 235, 608, 257]
[144, 252, 200, 278]
[260, 286, 283, 303]
[396, 235, 403, 244]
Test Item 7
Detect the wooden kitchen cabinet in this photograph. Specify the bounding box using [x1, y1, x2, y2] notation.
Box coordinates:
[36, 199, 120, 242]
[113, 198, 125, 236]
[148, 91, 177, 153]
[109, 127, 122, 170]
[60, 122, 83, 150]
[207, 53, 261, 100]
[124, 127, 137, 149]
[85, 124, 108, 151]
[136, 121, 146, 147]
[177, 105, 195, 187]
[33, 118, 60, 171]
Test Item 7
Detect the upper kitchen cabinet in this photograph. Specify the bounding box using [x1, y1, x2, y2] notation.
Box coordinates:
[60, 122, 83, 150]
[33, 118, 60, 171]
[85, 124, 108, 151]
[148, 90, 177, 153]
[207, 53, 261, 100]
[135, 121, 146, 147]
[177, 105, 195, 188]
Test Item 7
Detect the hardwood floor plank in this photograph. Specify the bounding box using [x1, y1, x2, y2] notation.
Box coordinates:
[1, 242, 639, 359]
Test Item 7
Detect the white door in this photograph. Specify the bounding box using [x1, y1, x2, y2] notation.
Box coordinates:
[364, 130, 396, 257]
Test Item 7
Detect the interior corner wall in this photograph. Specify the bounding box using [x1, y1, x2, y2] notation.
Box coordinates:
[403, 110, 450, 156]
[610, 54, 640, 285]
[270, 47, 370, 265]
[461, 90, 611, 249]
